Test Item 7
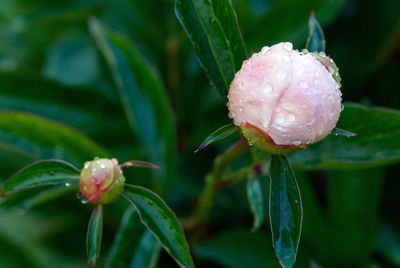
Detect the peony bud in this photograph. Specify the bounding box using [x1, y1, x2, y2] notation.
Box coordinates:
[227, 42, 342, 154]
[79, 158, 125, 204]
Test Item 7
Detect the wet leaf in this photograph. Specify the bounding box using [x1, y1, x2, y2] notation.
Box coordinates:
[106, 207, 144, 268]
[0, 160, 79, 197]
[269, 155, 302, 268]
[175, 0, 247, 100]
[130, 229, 161, 268]
[123, 185, 194, 268]
[246, 166, 267, 232]
[195, 123, 239, 152]
[87, 205, 103, 267]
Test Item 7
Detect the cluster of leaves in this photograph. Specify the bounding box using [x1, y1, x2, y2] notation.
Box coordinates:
[0, 0, 399, 267]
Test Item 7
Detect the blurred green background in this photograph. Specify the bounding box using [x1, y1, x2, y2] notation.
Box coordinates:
[0, 0, 399, 267]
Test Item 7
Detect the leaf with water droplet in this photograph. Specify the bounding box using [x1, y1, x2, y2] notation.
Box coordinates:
[122, 185, 194, 268]
[332, 128, 359, 137]
[87, 205, 103, 267]
[0, 160, 80, 198]
[305, 11, 325, 52]
[269, 155, 302, 268]
[195, 123, 240, 152]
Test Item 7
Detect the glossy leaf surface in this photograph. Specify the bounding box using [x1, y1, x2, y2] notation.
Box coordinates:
[87, 205, 103, 267]
[89, 18, 175, 189]
[305, 12, 325, 52]
[123, 185, 194, 268]
[106, 207, 144, 268]
[195, 123, 239, 152]
[246, 168, 267, 232]
[175, 0, 247, 99]
[130, 229, 161, 268]
[290, 103, 400, 169]
[0, 112, 109, 168]
[269, 155, 302, 268]
[0, 160, 79, 196]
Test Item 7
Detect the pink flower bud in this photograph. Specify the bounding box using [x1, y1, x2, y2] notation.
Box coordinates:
[227, 42, 342, 154]
[79, 158, 125, 204]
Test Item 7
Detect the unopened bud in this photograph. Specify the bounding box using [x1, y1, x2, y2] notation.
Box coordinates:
[227, 42, 342, 154]
[79, 158, 125, 204]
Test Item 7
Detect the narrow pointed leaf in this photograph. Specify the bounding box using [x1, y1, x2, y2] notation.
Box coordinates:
[0, 184, 78, 212]
[120, 161, 160, 170]
[0, 112, 109, 168]
[0, 160, 79, 197]
[332, 128, 359, 137]
[89, 18, 175, 190]
[175, 0, 247, 100]
[246, 166, 267, 232]
[122, 185, 194, 268]
[130, 229, 162, 268]
[106, 207, 144, 268]
[290, 103, 400, 169]
[305, 11, 325, 52]
[87, 205, 103, 267]
[195, 123, 239, 152]
[269, 155, 302, 268]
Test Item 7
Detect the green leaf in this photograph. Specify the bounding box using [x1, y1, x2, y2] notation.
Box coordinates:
[290, 103, 400, 169]
[375, 224, 400, 266]
[130, 229, 161, 268]
[0, 184, 78, 212]
[194, 230, 280, 268]
[305, 11, 325, 52]
[175, 0, 247, 99]
[89, 18, 175, 189]
[0, 160, 79, 197]
[269, 155, 302, 268]
[326, 168, 384, 266]
[122, 185, 194, 268]
[87, 205, 103, 267]
[246, 167, 267, 232]
[0, 112, 109, 168]
[106, 207, 144, 268]
[195, 123, 239, 152]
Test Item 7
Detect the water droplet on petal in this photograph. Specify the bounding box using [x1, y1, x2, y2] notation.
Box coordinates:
[239, 107, 243, 112]
[283, 55, 290, 62]
[288, 113, 296, 121]
[100, 164, 106, 169]
[293, 140, 301, 146]
[341, 104, 344, 111]
[84, 161, 89, 169]
[276, 70, 287, 80]
[263, 84, 272, 94]
[283, 42, 292, 51]
[319, 52, 326, 57]
[261, 46, 270, 54]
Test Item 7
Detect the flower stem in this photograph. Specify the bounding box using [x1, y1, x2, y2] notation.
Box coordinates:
[184, 139, 249, 230]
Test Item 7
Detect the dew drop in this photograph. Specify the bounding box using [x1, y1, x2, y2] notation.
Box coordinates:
[80, 197, 88, 204]
[94, 157, 99, 160]
[263, 84, 273, 94]
[283, 42, 292, 51]
[261, 46, 270, 54]
[83, 186, 88, 191]
[276, 70, 287, 80]
[84, 161, 90, 169]
[100, 164, 106, 169]
[341, 104, 344, 111]
[293, 140, 301, 146]
[239, 99, 243, 104]
[319, 52, 326, 57]
[288, 113, 296, 121]
[283, 55, 290, 62]
[65, 182, 71, 187]
[328, 66, 335, 74]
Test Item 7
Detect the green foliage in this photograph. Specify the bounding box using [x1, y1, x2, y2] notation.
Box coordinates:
[87, 205, 103, 266]
[0, 0, 398, 267]
[123, 185, 194, 268]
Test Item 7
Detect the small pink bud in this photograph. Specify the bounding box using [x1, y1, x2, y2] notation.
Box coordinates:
[79, 158, 125, 204]
[227, 42, 342, 154]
